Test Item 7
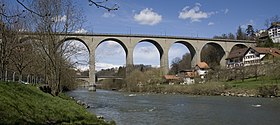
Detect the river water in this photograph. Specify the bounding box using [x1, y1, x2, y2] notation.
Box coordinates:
[67, 88, 280, 125]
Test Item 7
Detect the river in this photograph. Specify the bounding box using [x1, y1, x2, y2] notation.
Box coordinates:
[67, 88, 280, 125]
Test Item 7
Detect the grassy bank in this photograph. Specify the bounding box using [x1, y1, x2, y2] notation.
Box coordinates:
[120, 77, 280, 97]
[0, 81, 114, 125]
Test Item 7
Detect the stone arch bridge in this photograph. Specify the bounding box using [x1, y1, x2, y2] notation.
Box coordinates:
[20, 33, 256, 88]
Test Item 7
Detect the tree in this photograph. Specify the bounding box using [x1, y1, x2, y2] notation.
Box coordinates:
[213, 33, 235, 40]
[236, 26, 247, 40]
[169, 57, 181, 75]
[265, 15, 280, 28]
[25, 0, 85, 95]
[178, 53, 191, 70]
[201, 44, 223, 68]
[0, 2, 26, 80]
[9, 42, 35, 82]
[228, 33, 235, 39]
[245, 25, 255, 40]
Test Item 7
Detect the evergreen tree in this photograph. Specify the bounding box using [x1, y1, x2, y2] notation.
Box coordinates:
[236, 26, 247, 40]
[246, 25, 255, 40]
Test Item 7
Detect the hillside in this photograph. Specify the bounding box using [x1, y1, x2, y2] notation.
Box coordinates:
[0, 81, 114, 125]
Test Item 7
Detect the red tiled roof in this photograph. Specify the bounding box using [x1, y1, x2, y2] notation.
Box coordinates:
[163, 75, 180, 80]
[196, 62, 210, 69]
[253, 47, 280, 57]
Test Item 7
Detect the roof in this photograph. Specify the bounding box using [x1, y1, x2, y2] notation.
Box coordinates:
[186, 72, 196, 78]
[163, 75, 180, 80]
[253, 47, 280, 57]
[179, 69, 194, 73]
[227, 47, 280, 60]
[226, 48, 249, 59]
[268, 22, 280, 29]
[196, 62, 210, 69]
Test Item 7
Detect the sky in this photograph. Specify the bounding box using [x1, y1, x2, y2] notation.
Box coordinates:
[8, 0, 280, 71]
[72, 0, 280, 71]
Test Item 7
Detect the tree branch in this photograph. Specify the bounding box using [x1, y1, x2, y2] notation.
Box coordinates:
[88, 0, 119, 11]
[16, 0, 49, 17]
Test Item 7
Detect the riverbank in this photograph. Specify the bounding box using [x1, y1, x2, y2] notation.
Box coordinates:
[118, 77, 280, 98]
[0, 81, 115, 125]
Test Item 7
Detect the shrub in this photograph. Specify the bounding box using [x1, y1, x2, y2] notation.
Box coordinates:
[258, 85, 278, 97]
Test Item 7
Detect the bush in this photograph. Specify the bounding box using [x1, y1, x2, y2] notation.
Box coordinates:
[258, 85, 278, 97]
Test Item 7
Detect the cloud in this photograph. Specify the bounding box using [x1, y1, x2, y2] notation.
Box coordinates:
[95, 62, 122, 71]
[75, 28, 88, 33]
[134, 8, 162, 25]
[241, 19, 255, 29]
[52, 15, 67, 22]
[76, 65, 89, 71]
[96, 41, 125, 58]
[134, 46, 160, 61]
[102, 12, 115, 18]
[208, 22, 215, 26]
[179, 3, 214, 22]
[224, 8, 229, 14]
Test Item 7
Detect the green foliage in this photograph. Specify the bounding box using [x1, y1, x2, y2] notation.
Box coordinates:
[257, 37, 274, 47]
[245, 25, 255, 38]
[0, 81, 113, 125]
[236, 26, 247, 40]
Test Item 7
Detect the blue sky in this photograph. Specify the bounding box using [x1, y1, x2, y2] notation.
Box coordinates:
[7, 0, 280, 71]
[73, 0, 279, 70]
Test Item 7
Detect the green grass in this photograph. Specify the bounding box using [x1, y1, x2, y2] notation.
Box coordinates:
[0, 81, 114, 125]
[224, 77, 280, 89]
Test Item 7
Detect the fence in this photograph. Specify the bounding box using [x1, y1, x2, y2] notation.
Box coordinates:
[0, 70, 43, 84]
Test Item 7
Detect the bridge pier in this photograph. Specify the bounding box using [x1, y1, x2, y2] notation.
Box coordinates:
[88, 47, 96, 91]
[160, 50, 169, 75]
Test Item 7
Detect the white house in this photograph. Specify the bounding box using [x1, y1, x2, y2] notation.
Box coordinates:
[226, 47, 280, 68]
[195, 62, 210, 79]
[268, 22, 280, 43]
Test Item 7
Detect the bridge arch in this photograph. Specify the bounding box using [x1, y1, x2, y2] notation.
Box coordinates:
[133, 39, 163, 67]
[97, 38, 128, 55]
[173, 41, 196, 60]
[137, 39, 163, 57]
[229, 44, 248, 53]
[201, 42, 226, 68]
[168, 41, 196, 69]
[59, 37, 91, 53]
[95, 38, 127, 71]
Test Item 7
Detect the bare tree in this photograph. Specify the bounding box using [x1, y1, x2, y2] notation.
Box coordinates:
[0, 1, 25, 80]
[265, 15, 280, 28]
[25, 0, 85, 95]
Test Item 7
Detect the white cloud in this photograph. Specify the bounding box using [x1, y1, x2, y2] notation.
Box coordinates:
[76, 65, 89, 71]
[134, 46, 159, 60]
[102, 12, 115, 18]
[241, 19, 255, 29]
[105, 41, 120, 48]
[52, 15, 67, 22]
[208, 22, 215, 26]
[95, 62, 122, 71]
[95, 41, 125, 61]
[179, 3, 214, 22]
[134, 8, 162, 25]
[224, 9, 229, 14]
[75, 28, 88, 33]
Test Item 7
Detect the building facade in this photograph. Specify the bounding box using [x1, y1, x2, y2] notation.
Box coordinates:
[226, 47, 280, 68]
[268, 22, 280, 43]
